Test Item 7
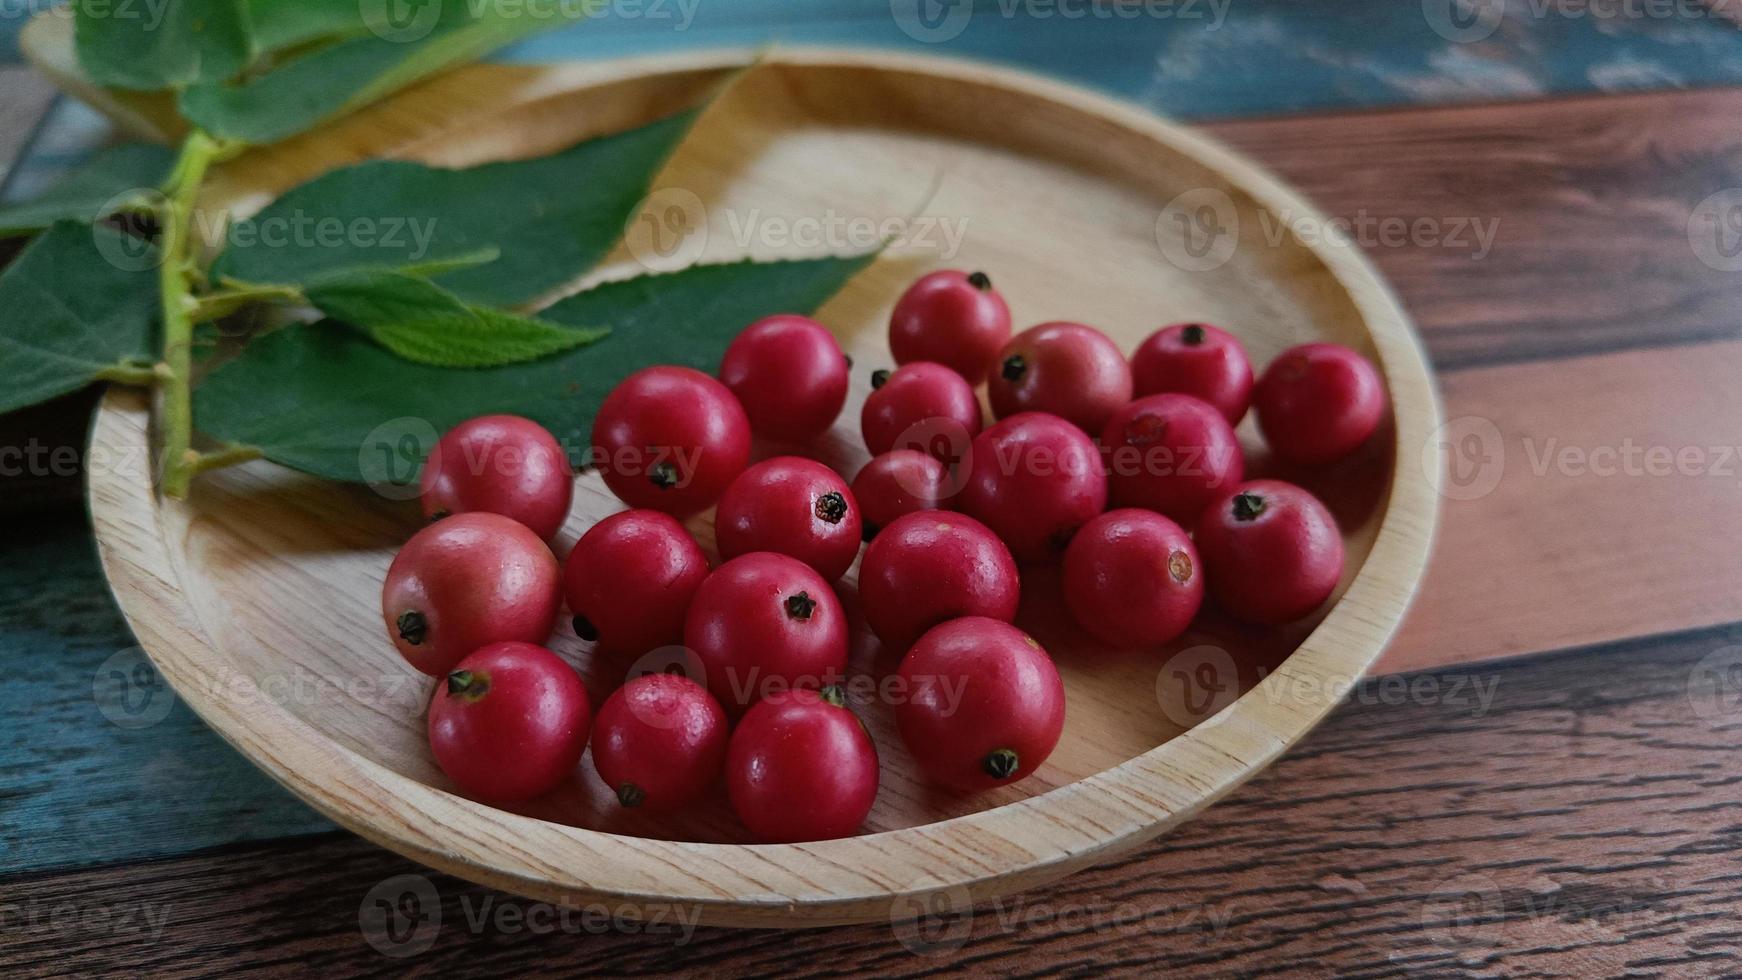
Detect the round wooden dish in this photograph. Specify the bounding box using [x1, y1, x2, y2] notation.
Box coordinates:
[86, 50, 1439, 928]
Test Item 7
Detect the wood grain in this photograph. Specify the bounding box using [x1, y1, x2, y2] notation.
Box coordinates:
[83, 53, 1437, 923]
[1202, 89, 1742, 672]
[1207, 87, 1742, 372]
[4, 625, 1735, 975]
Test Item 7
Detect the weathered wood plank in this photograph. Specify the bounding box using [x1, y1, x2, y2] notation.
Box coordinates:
[1207, 86, 1742, 373]
[0, 513, 336, 873]
[3, 625, 1736, 976]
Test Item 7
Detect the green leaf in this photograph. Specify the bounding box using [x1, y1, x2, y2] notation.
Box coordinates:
[245, 0, 375, 51]
[0, 144, 177, 239]
[192, 253, 877, 481]
[390, 246, 500, 279]
[179, 3, 590, 145]
[306, 269, 607, 368]
[73, 0, 253, 91]
[0, 223, 160, 415]
[212, 110, 696, 308]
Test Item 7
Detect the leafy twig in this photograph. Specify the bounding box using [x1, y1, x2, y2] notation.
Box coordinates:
[157, 130, 232, 500]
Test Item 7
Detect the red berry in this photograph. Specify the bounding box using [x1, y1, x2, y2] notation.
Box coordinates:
[1254, 343, 1385, 465]
[988, 322, 1132, 434]
[861, 361, 982, 459]
[1063, 509, 1203, 648]
[419, 415, 573, 542]
[1196, 480, 1344, 625]
[382, 513, 562, 677]
[684, 553, 849, 711]
[719, 315, 850, 443]
[716, 457, 862, 581]
[889, 270, 1012, 385]
[591, 673, 728, 811]
[563, 510, 708, 656]
[859, 512, 1020, 653]
[592, 366, 751, 516]
[427, 642, 589, 802]
[958, 412, 1108, 563]
[1130, 323, 1253, 426]
[895, 618, 1064, 793]
[1102, 393, 1245, 525]
[851, 450, 952, 540]
[726, 687, 879, 843]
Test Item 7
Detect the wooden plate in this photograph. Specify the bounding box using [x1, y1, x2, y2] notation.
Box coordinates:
[85, 50, 1439, 928]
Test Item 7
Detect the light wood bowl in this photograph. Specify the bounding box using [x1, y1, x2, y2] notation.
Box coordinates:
[84, 50, 1439, 928]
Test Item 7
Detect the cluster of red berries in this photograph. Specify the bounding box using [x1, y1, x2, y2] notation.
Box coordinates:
[378, 269, 1385, 844]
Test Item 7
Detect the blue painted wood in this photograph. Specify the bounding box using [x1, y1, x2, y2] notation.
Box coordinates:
[5, 0, 1742, 877]
[0, 513, 336, 873]
[496, 0, 1742, 116]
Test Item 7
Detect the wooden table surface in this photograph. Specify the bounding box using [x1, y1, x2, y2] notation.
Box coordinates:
[4, 5, 1742, 975]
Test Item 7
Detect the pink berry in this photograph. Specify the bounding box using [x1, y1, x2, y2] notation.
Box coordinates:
[1063, 509, 1203, 648]
[716, 457, 862, 581]
[1254, 343, 1385, 465]
[1196, 480, 1344, 624]
[861, 361, 983, 460]
[895, 618, 1065, 793]
[726, 687, 878, 843]
[420, 415, 574, 542]
[563, 509, 709, 656]
[1102, 393, 1245, 525]
[592, 672, 728, 811]
[383, 513, 563, 678]
[719, 315, 850, 444]
[851, 450, 952, 540]
[592, 366, 751, 517]
[988, 322, 1132, 434]
[859, 512, 1020, 653]
[428, 642, 589, 803]
[958, 412, 1108, 563]
[889, 270, 1012, 385]
[684, 553, 849, 711]
[1130, 323, 1253, 426]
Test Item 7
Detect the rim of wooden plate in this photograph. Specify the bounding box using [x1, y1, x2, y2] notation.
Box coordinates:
[85, 48, 1441, 929]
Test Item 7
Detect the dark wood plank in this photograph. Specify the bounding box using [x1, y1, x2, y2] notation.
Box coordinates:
[1205, 87, 1742, 372]
[4, 626, 1736, 976]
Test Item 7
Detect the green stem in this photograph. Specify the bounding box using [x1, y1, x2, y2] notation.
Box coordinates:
[185, 443, 264, 477]
[157, 130, 226, 500]
[190, 281, 306, 323]
[93, 361, 161, 387]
